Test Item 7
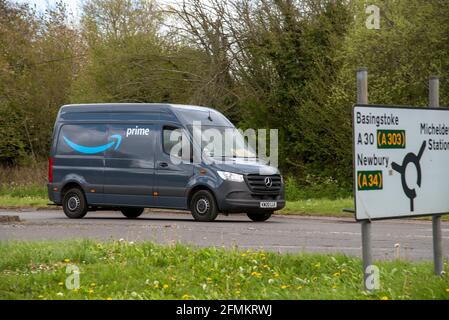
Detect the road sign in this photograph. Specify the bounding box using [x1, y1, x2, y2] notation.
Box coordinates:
[353, 104, 449, 220]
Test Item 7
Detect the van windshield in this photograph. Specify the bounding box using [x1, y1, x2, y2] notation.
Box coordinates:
[188, 125, 257, 159]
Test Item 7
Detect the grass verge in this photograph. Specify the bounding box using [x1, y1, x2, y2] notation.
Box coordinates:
[0, 185, 49, 208]
[0, 240, 448, 300]
[280, 198, 354, 217]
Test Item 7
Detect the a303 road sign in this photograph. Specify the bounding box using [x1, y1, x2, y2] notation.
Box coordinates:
[353, 104, 449, 220]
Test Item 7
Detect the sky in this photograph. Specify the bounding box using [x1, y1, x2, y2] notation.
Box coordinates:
[14, 0, 185, 23]
[16, 0, 82, 13]
[15, 0, 83, 19]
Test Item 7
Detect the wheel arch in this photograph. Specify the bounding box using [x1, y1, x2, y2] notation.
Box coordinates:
[187, 184, 218, 210]
[61, 181, 84, 198]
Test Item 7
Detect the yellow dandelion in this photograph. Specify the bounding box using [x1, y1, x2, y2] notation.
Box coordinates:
[251, 271, 262, 278]
[274, 272, 279, 278]
[446, 288, 449, 293]
[163, 284, 169, 289]
[90, 283, 96, 287]
[88, 289, 94, 294]
[58, 282, 64, 286]
[281, 285, 288, 289]
[106, 297, 113, 300]
[235, 290, 241, 294]
[206, 277, 213, 283]
[241, 253, 247, 257]
[63, 258, 70, 263]
[333, 272, 341, 277]
[381, 296, 389, 300]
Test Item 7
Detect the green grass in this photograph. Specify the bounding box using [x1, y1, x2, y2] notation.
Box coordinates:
[0, 195, 49, 208]
[281, 198, 354, 217]
[0, 185, 49, 208]
[0, 185, 47, 198]
[0, 240, 448, 300]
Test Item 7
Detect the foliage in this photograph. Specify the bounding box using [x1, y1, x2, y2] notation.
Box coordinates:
[1, 0, 449, 186]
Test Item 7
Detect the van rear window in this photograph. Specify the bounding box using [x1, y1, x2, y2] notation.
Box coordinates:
[57, 124, 108, 156]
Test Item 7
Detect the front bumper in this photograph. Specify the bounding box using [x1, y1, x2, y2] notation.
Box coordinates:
[215, 180, 285, 213]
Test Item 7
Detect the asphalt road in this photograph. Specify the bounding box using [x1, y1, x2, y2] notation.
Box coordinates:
[1, 209, 448, 261]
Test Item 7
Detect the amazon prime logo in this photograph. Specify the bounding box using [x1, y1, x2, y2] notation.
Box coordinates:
[264, 177, 273, 188]
[391, 141, 426, 211]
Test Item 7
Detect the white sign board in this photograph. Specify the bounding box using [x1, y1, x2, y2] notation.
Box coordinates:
[353, 105, 449, 220]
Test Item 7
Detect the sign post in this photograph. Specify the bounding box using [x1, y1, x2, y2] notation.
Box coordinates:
[357, 68, 373, 291]
[430, 76, 444, 276]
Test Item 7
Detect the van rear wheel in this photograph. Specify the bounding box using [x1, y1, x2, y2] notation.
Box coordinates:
[190, 190, 218, 222]
[121, 208, 144, 219]
[62, 188, 88, 219]
[247, 212, 272, 222]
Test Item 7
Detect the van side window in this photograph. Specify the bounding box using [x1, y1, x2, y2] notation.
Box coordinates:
[163, 126, 183, 157]
[107, 124, 154, 163]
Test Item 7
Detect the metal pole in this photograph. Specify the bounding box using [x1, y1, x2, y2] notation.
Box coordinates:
[357, 68, 369, 104]
[429, 76, 444, 276]
[357, 68, 373, 290]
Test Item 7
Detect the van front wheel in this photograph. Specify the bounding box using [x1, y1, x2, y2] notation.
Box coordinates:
[190, 190, 218, 222]
[121, 208, 144, 219]
[62, 188, 88, 219]
[247, 212, 272, 222]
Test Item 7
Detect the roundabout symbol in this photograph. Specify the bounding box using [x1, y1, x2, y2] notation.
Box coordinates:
[391, 141, 427, 212]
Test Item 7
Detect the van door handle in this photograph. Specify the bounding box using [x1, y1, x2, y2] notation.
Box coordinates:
[159, 162, 168, 168]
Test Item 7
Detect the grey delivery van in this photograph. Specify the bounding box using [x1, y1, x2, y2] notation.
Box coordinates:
[48, 103, 285, 222]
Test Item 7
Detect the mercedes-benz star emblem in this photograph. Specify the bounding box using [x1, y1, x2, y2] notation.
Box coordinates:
[264, 177, 273, 188]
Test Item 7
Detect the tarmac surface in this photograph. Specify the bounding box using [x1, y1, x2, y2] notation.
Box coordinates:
[1, 209, 448, 261]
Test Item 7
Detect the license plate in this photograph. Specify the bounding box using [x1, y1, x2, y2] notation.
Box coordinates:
[260, 201, 277, 209]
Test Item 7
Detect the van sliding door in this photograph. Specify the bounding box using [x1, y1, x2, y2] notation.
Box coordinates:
[103, 124, 156, 207]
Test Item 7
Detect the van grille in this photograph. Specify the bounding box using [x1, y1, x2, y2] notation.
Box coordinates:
[245, 174, 282, 194]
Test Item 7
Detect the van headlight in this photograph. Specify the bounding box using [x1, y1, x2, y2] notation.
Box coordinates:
[217, 171, 244, 182]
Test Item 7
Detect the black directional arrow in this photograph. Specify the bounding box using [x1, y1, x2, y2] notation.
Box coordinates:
[391, 141, 427, 212]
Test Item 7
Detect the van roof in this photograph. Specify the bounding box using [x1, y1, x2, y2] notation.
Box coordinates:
[60, 103, 217, 113]
[58, 103, 233, 126]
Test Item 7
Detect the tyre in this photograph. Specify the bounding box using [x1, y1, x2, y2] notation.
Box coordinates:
[190, 190, 218, 222]
[121, 207, 144, 219]
[247, 212, 272, 222]
[62, 187, 88, 219]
